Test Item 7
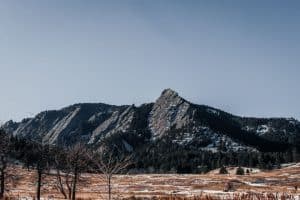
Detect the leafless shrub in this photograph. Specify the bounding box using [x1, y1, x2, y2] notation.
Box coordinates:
[89, 146, 133, 200]
[48, 143, 90, 200]
[0, 129, 10, 199]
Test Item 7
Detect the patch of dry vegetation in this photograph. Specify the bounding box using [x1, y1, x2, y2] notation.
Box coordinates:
[2, 163, 300, 199]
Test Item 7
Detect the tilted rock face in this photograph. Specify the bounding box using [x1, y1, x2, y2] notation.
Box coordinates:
[2, 103, 126, 145]
[148, 89, 191, 138]
[43, 106, 81, 144]
[2, 89, 300, 152]
[88, 105, 135, 144]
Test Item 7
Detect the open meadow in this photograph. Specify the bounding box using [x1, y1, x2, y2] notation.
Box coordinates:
[3, 163, 300, 200]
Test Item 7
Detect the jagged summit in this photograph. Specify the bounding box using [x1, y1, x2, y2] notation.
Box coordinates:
[1, 89, 300, 174]
[1, 89, 300, 153]
[157, 89, 187, 103]
[149, 89, 191, 138]
[160, 88, 179, 98]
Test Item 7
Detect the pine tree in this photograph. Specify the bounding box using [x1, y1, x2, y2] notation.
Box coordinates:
[236, 166, 245, 175]
[246, 169, 250, 174]
[219, 165, 228, 174]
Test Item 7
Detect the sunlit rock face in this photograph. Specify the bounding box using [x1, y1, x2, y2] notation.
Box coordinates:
[2, 89, 300, 152]
[88, 105, 135, 144]
[148, 89, 191, 138]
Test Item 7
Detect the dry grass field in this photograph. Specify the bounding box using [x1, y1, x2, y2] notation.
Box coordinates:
[3, 163, 300, 200]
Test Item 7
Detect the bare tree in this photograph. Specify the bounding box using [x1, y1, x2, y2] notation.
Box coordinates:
[67, 143, 89, 200]
[53, 148, 70, 199]
[28, 143, 51, 200]
[0, 129, 10, 199]
[90, 147, 132, 200]
[52, 143, 89, 200]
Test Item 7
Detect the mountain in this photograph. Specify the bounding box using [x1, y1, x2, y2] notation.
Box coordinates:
[3, 89, 300, 172]
[2, 89, 299, 153]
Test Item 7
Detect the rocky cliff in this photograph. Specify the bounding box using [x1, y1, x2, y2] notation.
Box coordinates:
[2, 89, 300, 152]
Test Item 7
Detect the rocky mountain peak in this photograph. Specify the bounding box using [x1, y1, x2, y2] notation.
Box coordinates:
[154, 89, 188, 108]
[149, 89, 191, 138]
[159, 88, 180, 99]
[2, 89, 299, 153]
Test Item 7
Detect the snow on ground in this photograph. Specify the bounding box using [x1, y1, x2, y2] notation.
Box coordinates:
[4, 163, 300, 199]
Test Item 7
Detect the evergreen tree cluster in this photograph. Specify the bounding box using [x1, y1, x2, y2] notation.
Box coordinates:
[1, 128, 300, 174]
[133, 137, 300, 173]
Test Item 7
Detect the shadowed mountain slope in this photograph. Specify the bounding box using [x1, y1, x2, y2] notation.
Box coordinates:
[2, 89, 300, 153]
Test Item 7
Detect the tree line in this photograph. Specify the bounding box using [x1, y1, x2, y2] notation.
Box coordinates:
[1, 127, 300, 199]
[133, 134, 300, 173]
[0, 129, 131, 200]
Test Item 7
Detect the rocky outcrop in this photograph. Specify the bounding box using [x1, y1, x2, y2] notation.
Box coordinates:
[148, 89, 191, 138]
[88, 105, 135, 144]
[2, 89, 300, 152]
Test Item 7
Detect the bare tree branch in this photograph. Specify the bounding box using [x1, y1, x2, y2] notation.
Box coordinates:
[90, 146, 133, 200]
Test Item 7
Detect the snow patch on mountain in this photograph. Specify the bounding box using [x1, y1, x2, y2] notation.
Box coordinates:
[256, 125, 270, 135]
[206, 108, 220, 116]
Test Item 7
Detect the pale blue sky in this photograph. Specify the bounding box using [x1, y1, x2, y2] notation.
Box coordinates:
[0, 1, 300, 122]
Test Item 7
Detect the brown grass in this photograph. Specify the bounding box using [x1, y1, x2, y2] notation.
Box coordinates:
[2, 192, 299, 200]
[122, 192, 299, 200]
[2, 163, 300, 199]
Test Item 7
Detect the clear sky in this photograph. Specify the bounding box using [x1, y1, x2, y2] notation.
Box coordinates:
[0, 0, 300, 122]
